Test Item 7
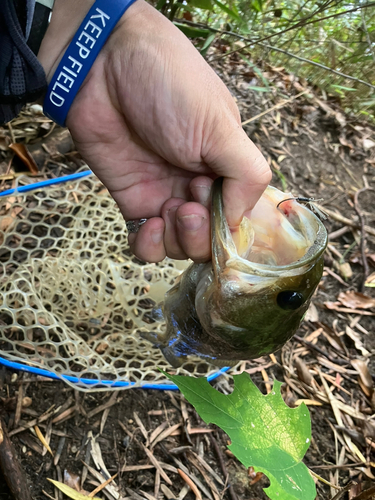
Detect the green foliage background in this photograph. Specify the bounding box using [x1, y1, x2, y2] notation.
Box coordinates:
[155, 0, 375, 118]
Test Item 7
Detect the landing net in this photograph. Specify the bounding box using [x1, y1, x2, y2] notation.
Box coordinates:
[0, 171, 229, 390]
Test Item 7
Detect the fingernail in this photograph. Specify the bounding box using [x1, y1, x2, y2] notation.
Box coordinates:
[151, 229, 163, 244]
[128, 233, 136, 245]
[167, 206, 178, 222]
[194, 185, 211, 205]
[178, 215, 205, 231]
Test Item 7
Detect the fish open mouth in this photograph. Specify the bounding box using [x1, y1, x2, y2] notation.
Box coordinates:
[225, 186, 327, 276]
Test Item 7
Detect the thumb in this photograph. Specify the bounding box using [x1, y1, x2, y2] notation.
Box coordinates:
[203, 123, 271, 229]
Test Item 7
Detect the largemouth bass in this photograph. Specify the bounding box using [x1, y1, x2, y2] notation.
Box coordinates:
[145, 178, 327, 367]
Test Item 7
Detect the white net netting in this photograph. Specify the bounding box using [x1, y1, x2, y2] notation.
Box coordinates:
[0, 172, 230, 390]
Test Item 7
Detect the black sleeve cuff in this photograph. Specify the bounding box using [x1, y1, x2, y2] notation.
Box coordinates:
[28, 2, 51, 56]
[0, 0, 48, 125]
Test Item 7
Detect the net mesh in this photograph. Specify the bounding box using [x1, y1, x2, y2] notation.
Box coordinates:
[0, 173, 229, 390]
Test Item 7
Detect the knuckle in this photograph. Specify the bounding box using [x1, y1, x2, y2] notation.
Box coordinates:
[251, 154, 272, 186]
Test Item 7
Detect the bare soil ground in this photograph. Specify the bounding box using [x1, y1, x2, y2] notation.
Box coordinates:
[0, 49, 374, 500]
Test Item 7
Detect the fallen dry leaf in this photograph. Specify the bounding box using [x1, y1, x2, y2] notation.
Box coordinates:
[9, 143, 38, 174]
[350, 253, 375, 265]
[322, 328, 346, 353]
[363, 138, 375, 150]
[350, 485, 375, 500]
[324, 302, 375, 315]
[294, 399, 322, 407]
[337, 291, 375, 310]
[365, 272, 375, 288]
[361, 420, 375, 440]
[345, 326, 370, 357]
[64, 470, 81, 492]
[339, 136, 354, 149]
[305, 327, 323, 343]
[294, 357, 314, 385]
[351, 359, 374, 398]
[0, 216, 15, 232]
[34, 425, 54, 457]
[47, 479, 100, 500]
[337, 262, 353, 280]
[304, 302, 319, 322]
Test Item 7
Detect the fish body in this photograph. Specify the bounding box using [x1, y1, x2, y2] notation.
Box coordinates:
[145, 178, 327, 367]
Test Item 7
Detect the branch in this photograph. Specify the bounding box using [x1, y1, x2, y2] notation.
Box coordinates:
[259, 43, 375, 89]
[204, 1, 375, 61]
[286, 0, 315, 24]
[181, 21, 375, 89]
[360, 8, 375, 63]
[0, 417, 33, 500]
[241, 91, 309, 126]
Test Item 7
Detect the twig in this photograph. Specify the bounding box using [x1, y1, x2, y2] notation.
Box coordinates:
[328, 481, 356, 500]
[293, 335, 348, 366]
[53, 434, 66, 466]
[88, 473, 118, 498]
[133, 412, 149, 445]
[7, 122, 16, 144]
[177, 469, 202, 500]
[241, 91, 308, 126]
[0, 417, 33, 500]
[209, 435, 238, 500]
[310, 462, 372, 470]
[14, 384, 23, 429]
[309, 469, 340, 490]
[328, 226, 351, 240]
[180, 2, 375, 82]
[324, 267, 350, 288]
[351, 486, 375, 500]
[34, 425, 54, 457]
[154, 470, 160, 499]
[258, 43, 375, 89]
[42, 419, 53, 457]
[86, 393, 119, 419]
[168, 455, 213, 500]
[315, 205, 375, 237]
[361, 8, 375, 63]
[160, 484, 176, 500]
[42, 490, 55, 500]
[191, 451, 225, 486]
[353, 187, 374, 292]
[187, 452, 221, 500]
[8, 406, 56, 437]
[142, 444, 172, 485]
[227, 1, 375, 49]
[81, 460, 119, 499]
[100, 392, 118, 435]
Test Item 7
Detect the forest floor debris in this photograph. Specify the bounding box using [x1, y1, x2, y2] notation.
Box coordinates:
[0, 46, 374, 500]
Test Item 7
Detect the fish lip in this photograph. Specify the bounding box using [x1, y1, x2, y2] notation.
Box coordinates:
[226, 254, 320, 277]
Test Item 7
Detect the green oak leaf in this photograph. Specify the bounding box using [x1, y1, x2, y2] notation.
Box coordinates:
[164, 372, 316, 500]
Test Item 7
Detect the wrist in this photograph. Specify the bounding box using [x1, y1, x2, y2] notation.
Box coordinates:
[38, 0, 145, 83]
[38, 0, 96, 81]
[41, 0, 144, 126]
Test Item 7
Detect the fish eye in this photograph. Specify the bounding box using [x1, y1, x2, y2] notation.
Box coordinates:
[277, 291, 305, 310]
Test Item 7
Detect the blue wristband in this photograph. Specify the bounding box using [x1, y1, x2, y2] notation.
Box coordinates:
[43, 0, 137, 127]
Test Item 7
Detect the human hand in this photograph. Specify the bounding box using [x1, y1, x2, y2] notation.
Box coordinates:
[38, 0, 271, 263]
